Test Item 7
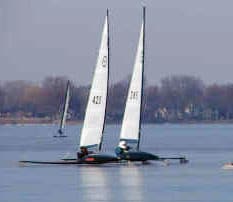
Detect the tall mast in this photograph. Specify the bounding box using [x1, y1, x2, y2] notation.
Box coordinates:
[137, 6, 146, 150]
[98, 9, 109, 151]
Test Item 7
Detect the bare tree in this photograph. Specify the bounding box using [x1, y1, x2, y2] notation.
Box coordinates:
[107, 78, 129, 122]
[160, 75, 204, 120]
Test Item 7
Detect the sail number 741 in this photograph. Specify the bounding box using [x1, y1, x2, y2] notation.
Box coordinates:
[130, 91, 139, 100]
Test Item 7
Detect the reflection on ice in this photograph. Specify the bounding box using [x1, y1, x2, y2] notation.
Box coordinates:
[118, 164, 144, 201]
[76, 164, 145, 201]
[77, 164, 145, 202]
[79, 166, 112, 201]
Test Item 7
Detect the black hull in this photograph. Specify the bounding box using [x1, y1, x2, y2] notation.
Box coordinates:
[116, 151, 188, 164]
[19, 153, 119, 165]
[53, 135, 67, 138]
[117, 151, 160, 162]
[19, 160, 80, 165]
[79, 153, 119, 164]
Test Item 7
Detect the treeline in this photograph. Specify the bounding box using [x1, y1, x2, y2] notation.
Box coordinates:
[0, 75, 233, 123]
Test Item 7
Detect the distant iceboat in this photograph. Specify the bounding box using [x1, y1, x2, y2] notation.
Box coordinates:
[54, 80, 71, 138]
[222, 162, 233, 170]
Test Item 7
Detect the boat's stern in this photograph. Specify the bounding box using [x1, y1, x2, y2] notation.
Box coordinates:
[116, 150, 160, 162]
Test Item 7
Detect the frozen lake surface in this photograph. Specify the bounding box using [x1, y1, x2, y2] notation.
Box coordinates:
[1, 124, 233, 202]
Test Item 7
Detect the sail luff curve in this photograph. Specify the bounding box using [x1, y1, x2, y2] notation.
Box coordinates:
[79, 13, 109, 150]
[119, 7, 145, 149]
[98, 9, 110, 151]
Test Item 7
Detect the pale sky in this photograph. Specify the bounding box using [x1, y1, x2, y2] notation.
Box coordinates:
[1, 0, 233, 85]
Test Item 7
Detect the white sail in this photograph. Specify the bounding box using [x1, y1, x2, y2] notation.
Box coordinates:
[119, 8, 145, 148]
[80, 12, 109, 150]
[58, 81, 71, 134]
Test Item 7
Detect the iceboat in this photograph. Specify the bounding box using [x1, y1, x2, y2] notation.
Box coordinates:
[115, 7, 188, 164]
[222, 162, 233, 170]
[20, 10, 118, 165]
[54, 80, 71, 138]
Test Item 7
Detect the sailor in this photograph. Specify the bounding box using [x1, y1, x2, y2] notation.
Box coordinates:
[77, 147, 89, 160]
[58, 129, 63, 135]
[115, 140, 131, 156]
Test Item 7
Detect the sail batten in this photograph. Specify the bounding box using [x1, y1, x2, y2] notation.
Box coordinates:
[79, 13, 109, 150]
[119, 7, 145, 149]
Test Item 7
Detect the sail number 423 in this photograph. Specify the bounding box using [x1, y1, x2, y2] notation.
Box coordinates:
[92, 96, 102, 104]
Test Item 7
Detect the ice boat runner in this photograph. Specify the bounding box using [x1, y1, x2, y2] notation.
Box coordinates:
[115, 7, 188, 163]
[19, 10, 118, 165]
[54, 80, 71, 138]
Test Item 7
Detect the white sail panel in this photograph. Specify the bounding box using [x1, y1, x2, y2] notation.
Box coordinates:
[119, 22, 144, 144]
[60, 81, 70, 131]
[80, 15, 109, 149]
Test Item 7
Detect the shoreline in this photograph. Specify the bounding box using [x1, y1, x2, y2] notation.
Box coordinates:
[0, 118, 82, 125]
[1, 117, 233, 125]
